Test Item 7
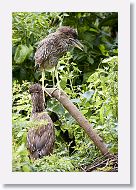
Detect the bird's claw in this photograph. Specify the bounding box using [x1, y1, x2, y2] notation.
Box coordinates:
[43, 86, 52, 98]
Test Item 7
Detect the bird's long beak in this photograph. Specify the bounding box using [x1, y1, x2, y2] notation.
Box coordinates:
[71, 38, 84, 51]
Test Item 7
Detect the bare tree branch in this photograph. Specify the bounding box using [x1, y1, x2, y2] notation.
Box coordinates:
[44, 87, 111, 157]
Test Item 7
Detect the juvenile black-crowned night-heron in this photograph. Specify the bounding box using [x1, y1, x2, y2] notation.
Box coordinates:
[27, 84, 55, 159]
[34, 26, 84, 98]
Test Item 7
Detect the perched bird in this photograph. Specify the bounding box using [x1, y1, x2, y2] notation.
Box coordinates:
[27, 83, 55, 159]
[34, 26, 84, 98]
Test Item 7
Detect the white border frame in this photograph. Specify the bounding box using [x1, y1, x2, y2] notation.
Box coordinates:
[0, 0, 130, 184]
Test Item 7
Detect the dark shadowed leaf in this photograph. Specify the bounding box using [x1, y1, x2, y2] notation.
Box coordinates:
[14, 44, 33, 64]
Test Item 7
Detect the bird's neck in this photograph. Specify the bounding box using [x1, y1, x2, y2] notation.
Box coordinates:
[32, 105, 45, 114]
[31, 93, 45, 114]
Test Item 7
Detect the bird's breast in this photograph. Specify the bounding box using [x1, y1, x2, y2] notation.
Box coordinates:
[35, 36, 69, 71]
[27, 112, 55, 159]
[43, 60, 56, 72]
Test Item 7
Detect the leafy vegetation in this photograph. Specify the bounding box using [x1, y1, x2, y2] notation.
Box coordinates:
[12, 12, 118, 172]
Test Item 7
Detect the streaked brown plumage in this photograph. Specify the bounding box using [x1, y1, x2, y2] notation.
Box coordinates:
[35, 26, 84, 71]
[34, 26, 84, 99]
[27, 84, 55, 159]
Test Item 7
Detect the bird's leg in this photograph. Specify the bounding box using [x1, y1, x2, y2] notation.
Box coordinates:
[55, 67, 61, 98]
[42, 70, 45, 102]
[41, 70, 52, 98]
[52, 70, 55, 88]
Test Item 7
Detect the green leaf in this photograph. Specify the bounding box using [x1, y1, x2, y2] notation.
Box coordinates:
[14, 44, 33, 64]
[81, 110, 88, 114]
[71, 98, 81, 103]
[22, 165, 31, 172]
[99, 44, 109, 56]
[17, 143, 25, 153]
[100, 106, 104, 124]
[60, 77, 67, 89]
[88, 56, 94, 64]
[82, 90, 94, 100]
[12, 38, 21, 44]
[17, 131, 24, 138]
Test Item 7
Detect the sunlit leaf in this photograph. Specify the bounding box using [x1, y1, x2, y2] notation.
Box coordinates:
[22, 165, 31, 172]
[82, 90, 94, 100]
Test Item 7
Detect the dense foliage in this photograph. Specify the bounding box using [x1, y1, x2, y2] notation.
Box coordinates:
[12, 12, 118, 172]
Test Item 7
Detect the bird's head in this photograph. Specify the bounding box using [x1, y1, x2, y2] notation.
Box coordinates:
[29, 83, 42, 95]
[29, 84, 45, 113]
[57, 26, 84, 51]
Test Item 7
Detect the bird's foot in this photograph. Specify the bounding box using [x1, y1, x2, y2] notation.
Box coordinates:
[42, 86, 52, 98]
